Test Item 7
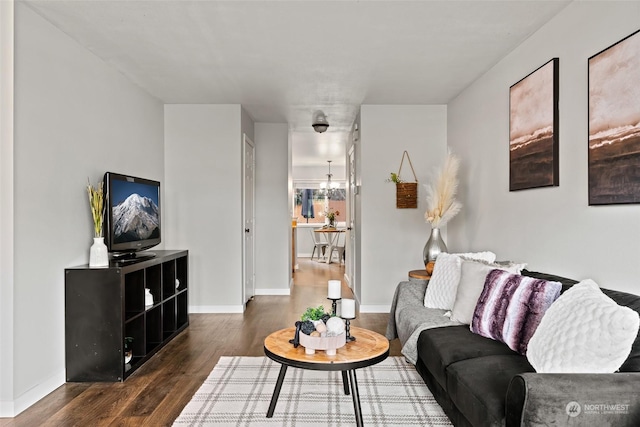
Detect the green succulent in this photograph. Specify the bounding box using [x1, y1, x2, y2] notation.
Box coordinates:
[301, 305, 328, 322]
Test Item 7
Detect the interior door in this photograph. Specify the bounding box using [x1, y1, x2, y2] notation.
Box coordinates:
[243, 134, 256, 305]
[346, 143, 357, 291]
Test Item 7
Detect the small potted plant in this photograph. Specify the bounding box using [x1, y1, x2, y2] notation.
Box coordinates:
[388, 151, 419, 209]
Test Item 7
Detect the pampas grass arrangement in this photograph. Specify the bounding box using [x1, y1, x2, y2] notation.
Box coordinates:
[87, 178, 104, 238]
[424, 153, 462, 227]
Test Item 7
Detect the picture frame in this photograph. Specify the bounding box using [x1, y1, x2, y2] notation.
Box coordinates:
[509, 58, 559, 191]
[588, 29, 640, 205]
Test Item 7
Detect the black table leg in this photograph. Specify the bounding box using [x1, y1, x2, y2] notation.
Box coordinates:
[342, 370, 350, 395]
[266, 364, 288, 418]
[348, 369, 363, 427]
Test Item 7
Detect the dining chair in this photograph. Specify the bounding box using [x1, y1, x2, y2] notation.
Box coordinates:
[327, 231, 346, 264]
[310, 229, 328, 261]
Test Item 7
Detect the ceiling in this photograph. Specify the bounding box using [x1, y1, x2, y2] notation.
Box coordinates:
[23, 0, 571, 167]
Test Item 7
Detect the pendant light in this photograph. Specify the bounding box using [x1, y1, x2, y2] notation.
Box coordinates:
[320, 160, 339, 197]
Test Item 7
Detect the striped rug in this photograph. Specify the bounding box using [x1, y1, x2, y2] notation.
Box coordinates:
[173, 356, 451, 426]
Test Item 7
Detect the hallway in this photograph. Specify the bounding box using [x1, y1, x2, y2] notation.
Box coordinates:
[291, 256, 352, 305]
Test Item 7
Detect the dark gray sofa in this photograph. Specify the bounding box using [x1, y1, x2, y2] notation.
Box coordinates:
[387, 270, 640, 427]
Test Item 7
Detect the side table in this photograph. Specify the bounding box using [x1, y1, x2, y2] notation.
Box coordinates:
[408, 269, 430, 281]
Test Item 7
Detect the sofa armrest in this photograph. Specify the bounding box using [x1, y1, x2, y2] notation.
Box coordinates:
[385, 280, 428, 341]
[506, 372, 640, 426]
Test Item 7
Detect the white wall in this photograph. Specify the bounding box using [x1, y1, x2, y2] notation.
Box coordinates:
[359, 105, 447, 310]
[164, 105, 244, 312]
[0, 0, 15, 417]
[241, 107, 255, 144]
[4, 3, 164, 416]
[448, 1, 640, 293]
[293, 164, 346, 182]
[254, 123, 290, 294]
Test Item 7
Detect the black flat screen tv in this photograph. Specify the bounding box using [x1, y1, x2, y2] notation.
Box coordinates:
[104, 172, 161, 260]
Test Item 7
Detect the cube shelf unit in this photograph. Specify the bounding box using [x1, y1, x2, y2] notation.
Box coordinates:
[65, 250, 188, 382]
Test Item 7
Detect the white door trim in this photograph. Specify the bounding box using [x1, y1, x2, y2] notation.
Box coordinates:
[242, 134, 256, 308]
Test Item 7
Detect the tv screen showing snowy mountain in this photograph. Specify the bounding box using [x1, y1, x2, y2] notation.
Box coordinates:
[111, 179, 160, 244]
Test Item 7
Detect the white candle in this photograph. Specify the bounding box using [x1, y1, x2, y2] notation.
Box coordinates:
[342, 299, 356, 318]
[328, 280, 341, 299]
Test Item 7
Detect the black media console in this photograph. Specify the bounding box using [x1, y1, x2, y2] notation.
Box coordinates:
[64, 250, 188, 381]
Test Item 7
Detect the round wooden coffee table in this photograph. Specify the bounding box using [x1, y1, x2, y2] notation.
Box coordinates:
[264, 326, 389, 427]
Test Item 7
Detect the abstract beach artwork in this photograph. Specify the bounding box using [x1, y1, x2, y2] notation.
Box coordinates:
[509, 58, 559, 191]
[588, 29, 640, 205]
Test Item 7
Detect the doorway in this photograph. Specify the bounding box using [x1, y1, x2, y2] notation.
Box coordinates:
[346, 143, 357, 294]
[242, 134, 255, 306]
[289, 125, 355, 300]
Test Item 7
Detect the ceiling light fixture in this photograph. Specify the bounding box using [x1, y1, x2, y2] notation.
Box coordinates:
[320, 160, 339, 197]
[312, 110, 329, 133]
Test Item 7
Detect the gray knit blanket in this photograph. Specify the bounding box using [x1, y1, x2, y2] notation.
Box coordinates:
[385, 280, 462, 364]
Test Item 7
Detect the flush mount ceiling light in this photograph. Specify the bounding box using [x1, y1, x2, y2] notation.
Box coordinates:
[312, 110, 329, 133]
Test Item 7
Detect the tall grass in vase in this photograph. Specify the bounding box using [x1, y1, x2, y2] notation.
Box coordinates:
[87, 179, 104, 237]
[423, 153, 462, 266]
[87, 179, 108, 266]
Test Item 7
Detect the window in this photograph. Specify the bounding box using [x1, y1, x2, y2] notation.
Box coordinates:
[293, 186, 346, 224]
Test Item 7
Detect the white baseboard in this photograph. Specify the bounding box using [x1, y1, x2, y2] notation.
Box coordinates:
[0, 369, 65, 418]
[0, 401, 12, 418]
[189, 305, 244, 314]
[359, 304, 391, 313]
[255, 288, 290, 296]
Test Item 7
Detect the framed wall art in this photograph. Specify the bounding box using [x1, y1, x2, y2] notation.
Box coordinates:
[588, 29, 640, 205]
[509, 58, 559, 191]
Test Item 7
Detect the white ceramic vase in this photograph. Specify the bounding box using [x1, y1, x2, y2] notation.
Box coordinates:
[89, 237, 109, 267]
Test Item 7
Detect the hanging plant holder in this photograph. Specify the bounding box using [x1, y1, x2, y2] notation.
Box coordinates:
[395, 151, 418, 209]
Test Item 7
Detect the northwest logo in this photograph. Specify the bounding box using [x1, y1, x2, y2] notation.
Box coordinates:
[566, 401, 581, 417]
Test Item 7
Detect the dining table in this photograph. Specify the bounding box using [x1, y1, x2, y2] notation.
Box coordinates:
[313, 227, 345, 264]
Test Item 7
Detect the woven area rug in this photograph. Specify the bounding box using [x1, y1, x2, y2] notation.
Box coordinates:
[173, 356, 451, 426]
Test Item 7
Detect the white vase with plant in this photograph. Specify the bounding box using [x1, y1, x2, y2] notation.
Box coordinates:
[423, 153, 462, 266]
[87, 178, 108, 267]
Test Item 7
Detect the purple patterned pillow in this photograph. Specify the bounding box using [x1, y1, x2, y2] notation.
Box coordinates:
[471, 269, 561, 355]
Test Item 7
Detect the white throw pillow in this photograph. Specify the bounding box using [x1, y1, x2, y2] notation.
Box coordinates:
[456, 251, 497, 264]
[449, 259, 523, 324]
[424, 253, 462, 309]
[424, 251, 497, 310]
[526, 279, 640, 373]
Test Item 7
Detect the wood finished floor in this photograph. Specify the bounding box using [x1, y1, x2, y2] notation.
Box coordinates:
[1, 258, 401, 426]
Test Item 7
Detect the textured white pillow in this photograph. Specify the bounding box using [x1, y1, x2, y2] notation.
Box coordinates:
[456, 251, 497, 264]
[527, 279, 640, 373]
[424, 251, 498, 310]
[449, 259, 523, 324]
[424, 253, 462, 309]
